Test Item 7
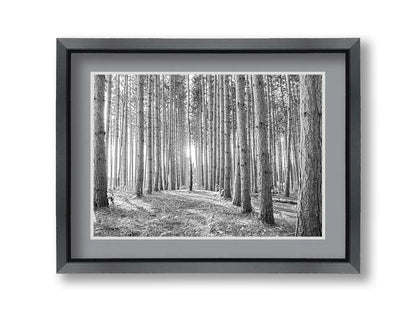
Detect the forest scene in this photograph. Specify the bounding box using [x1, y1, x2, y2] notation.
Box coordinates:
[92, 73, 323, 238]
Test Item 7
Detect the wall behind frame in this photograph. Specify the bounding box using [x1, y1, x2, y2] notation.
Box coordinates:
[1, 0, 415, 312]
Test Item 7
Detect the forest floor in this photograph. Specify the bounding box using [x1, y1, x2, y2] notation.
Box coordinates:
[94, 189, 298, 237]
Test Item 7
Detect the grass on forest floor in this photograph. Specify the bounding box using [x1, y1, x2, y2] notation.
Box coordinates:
[94, 189, 297, 237]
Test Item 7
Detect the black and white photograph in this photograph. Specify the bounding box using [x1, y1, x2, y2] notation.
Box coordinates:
[92, 72, 324, 238]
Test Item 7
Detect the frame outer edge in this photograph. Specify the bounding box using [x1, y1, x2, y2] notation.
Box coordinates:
[56, 38, 360, 52]
[56, 39, 70, 273]
[56, 38, 361, 274]
[347, 39, 361, 273]
[58, 261, 359, 274]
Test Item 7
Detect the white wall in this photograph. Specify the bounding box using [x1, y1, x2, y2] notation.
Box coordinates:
[1, 0, 415, 311]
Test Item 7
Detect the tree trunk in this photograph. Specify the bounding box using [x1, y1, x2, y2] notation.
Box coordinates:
[113, 76, 121, 188]
[154, 75, 161, 191]
[284, 75, 292, 197]
[169, 75, 176, 190]
[106, 75, 114, 189]
[223, 76, 232, 198]
[296, 75, 322, 236]
[219, 76, 225, 191]
[146, 75, 153, 194]
[122, 75, 129, 188]
[187, 76, 193, 191]
[213, 76, 217, 190]
[215, 76, 220, 190]
[266, 76, 275, 191]
[119, 80, 125, 188]
[203, 76, 209, 190]
[249, 76, 258, 193]
[231, 85, 236, 188]
[93, 75, 108, 208]
[253, 75, 274, 224]
[129, 86, 134, 189]
[135, 75, 145, 196]
[246, 76, 252, 193]
[277, 75, 285, 193]
[199, 78, 204, 188]
[160, 75, 166, 190]
[207, 75, 214, 191]
[235, 75, 252, 213]
[105, 75, 112, 154]
[270, 84, 278, 190]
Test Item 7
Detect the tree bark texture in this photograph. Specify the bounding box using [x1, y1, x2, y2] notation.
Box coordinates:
[146, 75, 153, 194]
[296, 75, 322, 236]
[136, 75, 145, 196]
[223, 76, 232, 199]
[253, 75, 274, 224]
[93, 74, 108, 208]
[154, 75, 161, 192]
[235, 75, 252, 213]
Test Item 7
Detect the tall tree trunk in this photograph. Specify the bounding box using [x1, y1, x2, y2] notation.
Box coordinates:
[231, 87, 236, 188]
[219, 76, 225, 191]
[207, 75, 214, 191]
[113, 75, 121, 188]
[93, 75, 108, 208]
[270, 84, 278, 190]
[235, 75, 252, 213]
[146, 75, 153, 194]
[154, 75, 161, 191]
[105, 74, 112, 157]
[187, 76, 193, 191]
[266, 76, 274, 191]
[296, 75, 322, 236]
[135, 75, 145, 196]
[246, 76, 252, 194]
[203, 76, 209, 190]
[291, 77, 301, 191]
[284, 75, 292, 197]
[105, 75, 113, 189]
[118, 81, 125, 188]
[129, 93, 134, 189]
[122, 75, 129, 188]
[277, 75, 285, 193]
[249, 76, 258, 193]
[214, 76, 220, 189]
[160, 76, 165, 191]
[169, 75, 176, 190]
[253, 75, 274, 224]
[199, 78, 204, 188]
[212, 76, 216, 189]
[175, 90, 180, 188]
[223, 76, 232, 199]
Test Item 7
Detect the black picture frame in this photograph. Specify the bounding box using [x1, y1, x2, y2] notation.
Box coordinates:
[56, 38, 360, 273]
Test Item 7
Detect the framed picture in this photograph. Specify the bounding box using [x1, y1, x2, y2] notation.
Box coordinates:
[56, 38, 360, 273]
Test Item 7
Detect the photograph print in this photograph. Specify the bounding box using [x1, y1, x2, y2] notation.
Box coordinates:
[92, 72, 323, 239]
